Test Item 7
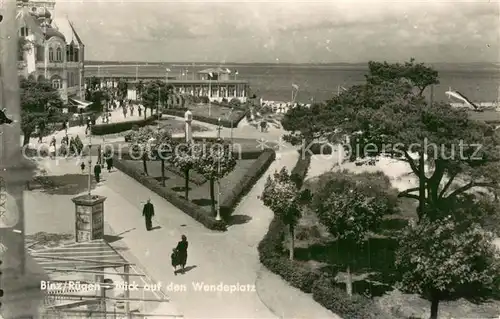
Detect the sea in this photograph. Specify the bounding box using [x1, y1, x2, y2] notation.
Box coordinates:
[84, 63, 500, 104]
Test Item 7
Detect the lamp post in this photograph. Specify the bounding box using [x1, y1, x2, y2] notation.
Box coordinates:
[230, 107, 234, 147]
[157, 86, 161, 130]
[87, 121, 92, 196]
[215, 118, 222, 221]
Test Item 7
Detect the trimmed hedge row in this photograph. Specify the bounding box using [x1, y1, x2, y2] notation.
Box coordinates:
[163, 108, 248, 128]
[113, 156, 227, 231]
[257, 153, 384, 319]
[91, 116, 156, 135]
[220, 149, 276, 218]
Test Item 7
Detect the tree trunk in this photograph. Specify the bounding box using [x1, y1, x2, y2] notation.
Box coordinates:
[418, 150, 426, 220]
[142, 154, 148, 176]
[289, 224, 295, 260]
[429, 294, 439, 319]
[346, 264, 353, 296]
[22, 132, 31, 146]
[209, 178, 216, 215]
[161, 159, 165, 186]
[184, 169, 190, 200]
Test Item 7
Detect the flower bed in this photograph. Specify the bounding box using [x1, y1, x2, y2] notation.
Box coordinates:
[163, 104, 247, 128]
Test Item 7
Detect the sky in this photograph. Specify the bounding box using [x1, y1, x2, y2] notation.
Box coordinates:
[55, 0, 500, 63]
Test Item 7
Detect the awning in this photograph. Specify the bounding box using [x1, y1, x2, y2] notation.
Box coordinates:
[69, 97, 93, 109]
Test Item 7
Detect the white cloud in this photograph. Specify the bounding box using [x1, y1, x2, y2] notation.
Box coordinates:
[55, 0, 500, 63]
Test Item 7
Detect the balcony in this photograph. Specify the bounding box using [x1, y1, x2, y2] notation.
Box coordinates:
[35, 61, 66, 69]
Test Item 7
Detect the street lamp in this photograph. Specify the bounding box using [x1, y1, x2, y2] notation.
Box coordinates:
[87, 121, 92, 196]
[215, 118, 222, 221]
[157, 86, 161, 130]
[230, 106, 234, 147]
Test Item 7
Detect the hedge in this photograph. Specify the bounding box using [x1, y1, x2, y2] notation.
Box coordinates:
[91, 116, 156, 135]
[257, 153, 384, 319]
[113, 156, 227, 231]
[163, 108, 248, 128]
[220, 149, 276, 218]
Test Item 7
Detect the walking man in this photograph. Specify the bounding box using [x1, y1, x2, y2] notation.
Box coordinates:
[94, 164, 102, 183]
[142, 199, 154, 231]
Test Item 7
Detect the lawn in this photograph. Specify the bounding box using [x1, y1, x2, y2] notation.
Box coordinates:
[123, 158, 256, 212]
[468, 110, 500, 123]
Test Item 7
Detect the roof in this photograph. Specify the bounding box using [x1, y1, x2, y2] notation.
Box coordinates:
[53, 17, 84, 45]
[30, 239, 130, 270]
[199, 67, 230, 74]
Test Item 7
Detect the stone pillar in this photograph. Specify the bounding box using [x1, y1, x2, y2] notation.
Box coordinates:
[71, 194, 107, 314]
[185, 110, 193, 143]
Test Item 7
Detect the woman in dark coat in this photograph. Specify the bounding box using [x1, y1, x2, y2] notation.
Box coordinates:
[174, 235, 188, 273]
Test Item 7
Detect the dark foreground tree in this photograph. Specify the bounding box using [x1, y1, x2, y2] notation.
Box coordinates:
[20, 77, 64, 145]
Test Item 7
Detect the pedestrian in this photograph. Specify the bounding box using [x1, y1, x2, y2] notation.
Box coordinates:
[142, 199, 154, 231]
[49, 144, 56, 159]
[85, 116, 91, 135]
[123, 106, 127, 118]
[80, 161, 86, 173]
[94, 164, 101, 183]
[105, 156, 113, 172]
[138, 105, 142, 117]
[171, 248, 180, 274]
[50, 136, 56, 146]
[130, 104, 134, 116]
[174, 235, 188, 274]
[62, 121, 67, 133]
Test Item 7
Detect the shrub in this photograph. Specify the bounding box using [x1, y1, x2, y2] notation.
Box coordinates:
[312, 277, 382, 319]
[258, 217, 320, 292]
[220, 149, 276, 218]
[113, 156, 227, 231]
[91, 116, 156, 135]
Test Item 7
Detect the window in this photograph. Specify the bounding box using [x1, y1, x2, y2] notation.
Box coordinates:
[48, 47, 54, 62]
[36, 45, 44, 62]
[74, 47, 79, 62]
[56, 47, 62, 62]
[19, 27, 29, 37]
[51, 78, 62, 89]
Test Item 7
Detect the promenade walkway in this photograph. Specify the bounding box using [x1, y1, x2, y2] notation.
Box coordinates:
[31, 147, 340, 318]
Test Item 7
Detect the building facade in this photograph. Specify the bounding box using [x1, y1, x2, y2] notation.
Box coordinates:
[16, 0, 86, 105]
[85, 66, 249, 103]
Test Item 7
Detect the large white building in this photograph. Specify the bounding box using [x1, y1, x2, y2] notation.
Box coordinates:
[16, 0, 87, 106]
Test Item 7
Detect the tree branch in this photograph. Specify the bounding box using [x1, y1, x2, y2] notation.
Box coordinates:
[403, 151, 420, 176]
[446, 182, 498, 199]
[438, 172, 458, 199]
[398, 187, 420, 200]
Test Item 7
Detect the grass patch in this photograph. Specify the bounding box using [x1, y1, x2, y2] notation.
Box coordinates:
[165, 103, 247, 127]
[124, 158, 256, 212]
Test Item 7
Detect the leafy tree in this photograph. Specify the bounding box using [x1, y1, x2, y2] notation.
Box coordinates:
[194, 140, 236, 216]
[283, 59, 500, 221]
[396, 213, 500, 319]
[311, 170, 399, 295]
[140, 80, 174, 117]
[128, 126, 172, 181]
[20, 77, 64, 145]
[170, 142, 198, 200]
[261, 167, 304, 260]
[117, 78, 128, 101]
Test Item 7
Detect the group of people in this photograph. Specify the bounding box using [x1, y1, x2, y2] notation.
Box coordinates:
[122, 100, 143, 118]
[141, 199, 189, 275]
[79, 146, 114, 183]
